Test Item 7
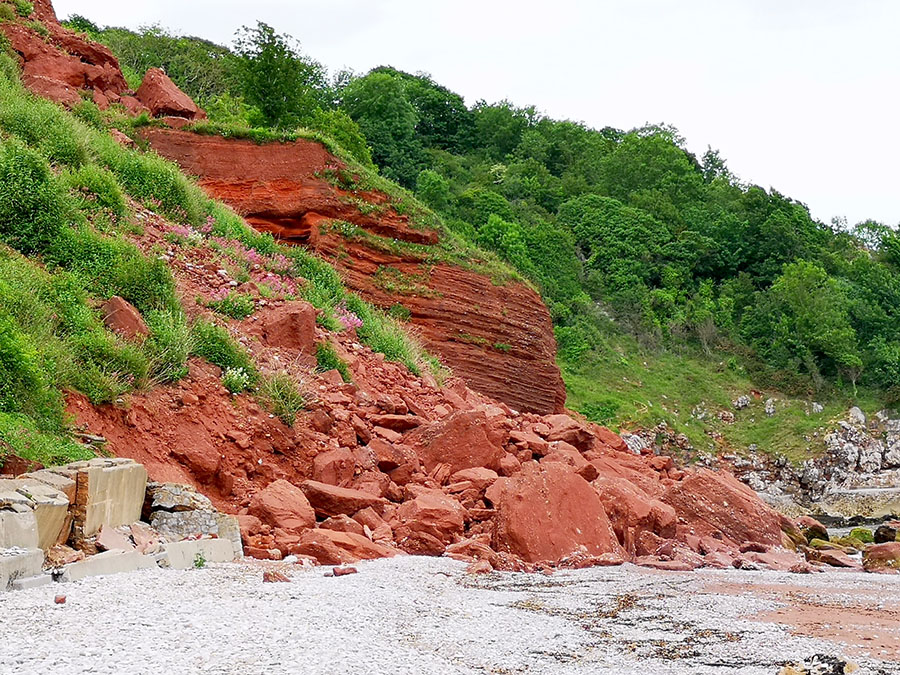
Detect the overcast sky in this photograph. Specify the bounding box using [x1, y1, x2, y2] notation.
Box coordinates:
[55, 0, 899, 227]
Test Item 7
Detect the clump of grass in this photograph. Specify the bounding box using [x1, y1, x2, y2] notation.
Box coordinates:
[315, 342, 351, 382]
[12, 0, 32, 17]
[0, 412, 92, 468]
[207, 291, 255, 320]
[144, 310, 193, 383]
[259, 371, 306, 425]
[0, 5, 16, 22]
[190, 320, 257, 381]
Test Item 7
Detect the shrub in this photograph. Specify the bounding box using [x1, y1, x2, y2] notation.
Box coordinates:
[0, 412, 92, 467]
[259, 371, 306, 425]
[61, 164, 128, 223]
[0, 315, 61, 423]
[93, 133, 204, 225]
[0, 141, 67, 253]
[315, 342, 351, 382]
[12, 0, 32, 16]
[208, 292, 255, 320]
[0, 93, 88, 166]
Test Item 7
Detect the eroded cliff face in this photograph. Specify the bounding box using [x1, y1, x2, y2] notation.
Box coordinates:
[142, 129, 567, 415]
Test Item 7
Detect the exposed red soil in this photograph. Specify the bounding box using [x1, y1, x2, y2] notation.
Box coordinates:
[141, 128, 566, 416]
[708, 580, 900, 662]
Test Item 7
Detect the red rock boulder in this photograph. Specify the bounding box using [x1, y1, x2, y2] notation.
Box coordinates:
[291, 529, 397, 565]
[248, 479, 316, 534]
[256, 301, 317, 355]
[393, 489, 465, 554]
[404, 409, 505, 474]
[593, 475, 676, 553]
[136, 68, 205, 120]
[491, 462, 623, 563]
[101, 296, 148, 340]
[300, 480, 385, 518]
[312, 448, 356, 487]
[661, 468, 783, 548]
[543, 414, 594, 451]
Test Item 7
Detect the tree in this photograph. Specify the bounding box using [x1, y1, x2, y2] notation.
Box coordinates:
[233, 22, 329, 129]
[341, 72, 425, 187]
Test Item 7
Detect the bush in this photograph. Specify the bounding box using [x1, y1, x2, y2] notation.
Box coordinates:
[0, 93, 88, 166]
[315, 341, 351, 382]
[0, 141, 67, 253]
[61, 164, 128, 223]
[259, 371, 306, 425]
[12, 0, 33, 17]
[93, 133, 205, 225]
[0, 412, 91, 467]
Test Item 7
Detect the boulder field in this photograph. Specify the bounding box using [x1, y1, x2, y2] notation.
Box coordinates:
[65, 300, 813, 574]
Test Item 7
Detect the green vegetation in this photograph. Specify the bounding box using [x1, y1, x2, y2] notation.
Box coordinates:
[315, 342, 351, 383]
[222, 367, 252, 394]
[259, 371, 306, 425]
[207, 291, 256, 320]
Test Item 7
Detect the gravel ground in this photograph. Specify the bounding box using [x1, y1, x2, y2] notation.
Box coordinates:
[0, 557, 898, 675]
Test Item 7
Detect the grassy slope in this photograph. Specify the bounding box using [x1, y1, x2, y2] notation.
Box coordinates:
[562, 325, 881, 464]
[0, 49, 435, 467]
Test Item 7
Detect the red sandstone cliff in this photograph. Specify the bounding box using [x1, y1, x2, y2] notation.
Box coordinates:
[142, 129, 567, 415]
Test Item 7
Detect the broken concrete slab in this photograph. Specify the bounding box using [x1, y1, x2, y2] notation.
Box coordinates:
[0, 509, 39, 550]
[163, 539, 235, 570]
[8, 479, 70, 550]
[10, 573, 52, 591]
[67, 458, 147, 540]
[0, 548, 44, 591]
[21, 470, 76, 503]
[216, 513, 243, 559]
[61, 550, 155, 582]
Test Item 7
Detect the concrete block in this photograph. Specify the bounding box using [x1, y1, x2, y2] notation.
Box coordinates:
[0, 548, 44, 591]
[163, 539, 235, 570]
[70, 459, 147, 538]
[14, 480, 69, 550]
[22, 470, 76, 503]
[216, 513, 244, 559]
[10, 573, 52, 590]
[0, 509, 39, 549]
[62, 550, 155, 582]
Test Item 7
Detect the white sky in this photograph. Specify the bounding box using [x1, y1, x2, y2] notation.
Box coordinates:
[54, 0, 900, 227]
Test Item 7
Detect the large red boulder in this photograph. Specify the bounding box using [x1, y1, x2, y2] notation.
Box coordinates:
[593, 475, 676, 553]
[291, 529, 397, 565]
[393, 490, 465, 554]
[661, 468, 783, 548]
[863, 542, 900, 573]
[101, 296, 149, 341]
[491, 462, 623, 563]
[543, 414, 594, 451]
[248, 479, 316, 534]
[312, 449, 356, 487]
[136, 68, 205, 120]
[300, 480, 385, 518]
[256, 301, 317, 355]
[404, 409, 505, 474]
